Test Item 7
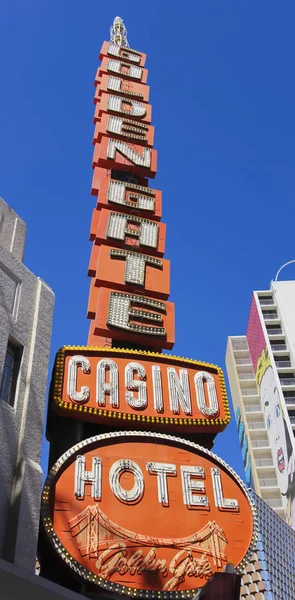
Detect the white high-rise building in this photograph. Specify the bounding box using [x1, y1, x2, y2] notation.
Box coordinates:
[226, 279, 295, 529]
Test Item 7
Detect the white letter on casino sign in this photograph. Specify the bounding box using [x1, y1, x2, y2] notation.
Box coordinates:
[107, 138, 151, 168]
[67, 355, 90, 403]
[110, 249, 162, 286]
[107, 212, 158, 248]
[194, 371, 219, 417]
[211, 468, 239, 510]
[74, 455, 102, 500]
[107, 292, 166, 337]
[107, 59, 143, 81]
[168, 368, 192, 415]
[109, 459, 144, 503]
[107, 180, 155, 213]
[180, 466, 208, 508]
[152, 365, 164, 413]
[107, 42, 142, 65]
[107, 116, 148, 142]
[107, 75, 145, 102]
[107, 94, 147, 119]
[125, 362, 147, 409]
[96, 359, 119, 408]
[146, 462, 176, 506]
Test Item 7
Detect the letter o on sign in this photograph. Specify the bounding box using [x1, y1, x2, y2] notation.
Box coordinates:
[109, 459, 144, 503]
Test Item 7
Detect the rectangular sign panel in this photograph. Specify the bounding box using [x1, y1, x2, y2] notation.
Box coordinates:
[51, 347, 229, 433]
[94, 74, 150, 103]
[90, 173, 161, 218]
[92, 207, 166, 256]
[88, 287, 175, 348]
[92, 136, 157, 178]
[93, 114, 155, 147]
[95, 92, 152, 124]
[99, 41, 147, 67]
[90, 244, 170, 299]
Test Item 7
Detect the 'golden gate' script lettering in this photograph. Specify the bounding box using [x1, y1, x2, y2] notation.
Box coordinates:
[95, 543, 212, 591]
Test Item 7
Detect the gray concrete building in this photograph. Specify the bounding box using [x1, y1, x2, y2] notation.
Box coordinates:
[0, 197, 54, 571]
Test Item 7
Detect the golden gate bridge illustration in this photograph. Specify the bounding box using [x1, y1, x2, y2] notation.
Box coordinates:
[68, 505, 228, 569]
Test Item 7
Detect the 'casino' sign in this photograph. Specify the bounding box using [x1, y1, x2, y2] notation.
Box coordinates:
[50, 347, 230, 433]
[41, 432, 257, 597]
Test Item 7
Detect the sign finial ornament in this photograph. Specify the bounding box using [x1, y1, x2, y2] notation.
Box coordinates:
[110, 16, 129, 48]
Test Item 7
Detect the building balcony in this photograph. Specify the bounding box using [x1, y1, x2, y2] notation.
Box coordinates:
[242, 388, 259, 397]
[251, 439, 270, 449]
[285, 397, 295, 407]
[280, 378, 295, 387]
[235, 358, 252, 366]
[271, 344, 287, 352]
[263, 313, 279, 321]
[267, 329, 283, 336]
[231, 339, 248, 352]
[290, 416, 295, 426]
[275, 361, 292, 368]
[259, 478, 279, 489]
[255, 458, 274, 467]
[247, 421, 265, 431]
[244, 404, 262, 414]
[266, 498, 283, 509]
[238, 373, 256, 381]
[259, 299, 275, 306]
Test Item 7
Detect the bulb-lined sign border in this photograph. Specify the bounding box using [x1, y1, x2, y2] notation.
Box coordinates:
[51, 346, 230, 432]
[41, 431, 257, 598]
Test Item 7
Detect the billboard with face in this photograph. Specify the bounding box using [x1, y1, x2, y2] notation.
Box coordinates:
[247, 295, 295, 528]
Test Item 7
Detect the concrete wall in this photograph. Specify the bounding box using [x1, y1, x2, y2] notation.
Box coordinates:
[0, 199, 26, 261]
[0, 197, 54, 571]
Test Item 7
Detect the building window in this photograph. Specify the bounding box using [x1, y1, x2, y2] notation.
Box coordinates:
[0, 339, 22, 407]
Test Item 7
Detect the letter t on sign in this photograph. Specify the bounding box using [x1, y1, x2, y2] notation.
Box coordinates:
[146, 462, 176, 506]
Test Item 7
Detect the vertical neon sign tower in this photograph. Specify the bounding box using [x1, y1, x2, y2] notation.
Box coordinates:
[40, 18, 245, 597]
[87, 16, 175, 352]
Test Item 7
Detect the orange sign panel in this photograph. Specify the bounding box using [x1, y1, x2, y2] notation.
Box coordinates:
[92, 136, 157, 179]
[88, 287, 175, 349]
[51, 347, 229, 432]
[95, 92, 152, 124]
[99, 41, 147, 68]
[94, 74, 150, 103]
[98, 57, 148, 85]
[89, 244, 170, 299]
[90, 172, 162, 219]
[92, 207, 166, 256]
[93, 114, 155, 147]
[41, 432, 256, 597]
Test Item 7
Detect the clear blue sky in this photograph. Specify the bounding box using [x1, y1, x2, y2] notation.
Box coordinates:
[1, 1, 295, 481]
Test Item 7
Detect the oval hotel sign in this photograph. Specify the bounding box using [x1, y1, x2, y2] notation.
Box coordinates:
[41, 432, 256, 597]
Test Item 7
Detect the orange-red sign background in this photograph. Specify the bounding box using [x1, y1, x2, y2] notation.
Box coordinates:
[51, 437, 254, 592]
